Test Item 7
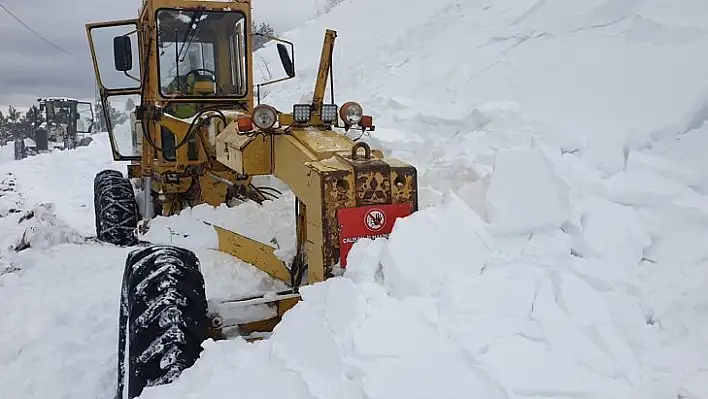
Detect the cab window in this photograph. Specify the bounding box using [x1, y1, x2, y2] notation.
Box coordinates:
[156, 9, 248, 98]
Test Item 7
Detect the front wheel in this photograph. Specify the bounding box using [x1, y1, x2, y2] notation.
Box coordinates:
[117, 245, 209, 399]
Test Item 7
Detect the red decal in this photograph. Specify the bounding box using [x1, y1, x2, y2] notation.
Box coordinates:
[337, 203, 412, 268]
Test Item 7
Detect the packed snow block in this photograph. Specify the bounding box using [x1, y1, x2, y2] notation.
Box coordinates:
[605, 168, 697, 207]
[579, 135, 627, 177]
[344, 237, 388, 284]
[477, 274, 640, 397]
[570, 198, 651, 266]
[350, 295, 509, 399]
[523, 228, 573, 264]
[636, 201, 708, 266]
[381, 193, 492, 299]
[626, 151, 699, 187]
[485, 147, 570, 235]
[136, 338, 314, 399]
[269, 279, 368, 399]
[14, 203, 85, 251]
[641, 124, 708, 193]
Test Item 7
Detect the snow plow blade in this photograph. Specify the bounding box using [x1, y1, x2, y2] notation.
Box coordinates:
[204, 221, 292, 283]
[203, 221, 302, 340]
[209, 289, 301, 341]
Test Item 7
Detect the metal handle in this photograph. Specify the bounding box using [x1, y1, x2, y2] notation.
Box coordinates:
[351, 142, 371, 160]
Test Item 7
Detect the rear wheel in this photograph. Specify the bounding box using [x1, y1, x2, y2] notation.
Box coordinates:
[117, 245, 209, 399]
[13, 140, 25, 160]
[93, 169, 138, 246]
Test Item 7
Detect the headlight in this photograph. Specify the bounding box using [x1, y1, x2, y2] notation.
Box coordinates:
[252, 104, 278, 129]
[321, 104, 338, 123]
[293, 104, 311, 123]
[339, 101, 363, 125]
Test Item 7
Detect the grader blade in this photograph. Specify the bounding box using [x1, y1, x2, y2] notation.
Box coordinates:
[208, 290, 301, 341]
[203, 221, 292, 283]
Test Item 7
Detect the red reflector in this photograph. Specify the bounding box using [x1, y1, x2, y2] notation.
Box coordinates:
[360, 115, 373, 128]
[237, 117, 253, 132]
[337, 203, 412, 268]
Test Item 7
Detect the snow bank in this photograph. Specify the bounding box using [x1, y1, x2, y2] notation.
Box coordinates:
[257, 0, 708, 147]
[1, 132, 123, 236]
[0, 244, 131, 398]
[139, 193, 657, 399]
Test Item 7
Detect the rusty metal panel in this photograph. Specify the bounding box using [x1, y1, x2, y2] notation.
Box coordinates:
[127, 164, 141, 179]
[319, 167, 355, 278]
[390, 164, 418, 212]
[341, 156, 392, 206]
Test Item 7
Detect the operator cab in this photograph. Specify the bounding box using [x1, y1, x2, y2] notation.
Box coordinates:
[87, 0, 296, 162]
[155, 8, 249, 118]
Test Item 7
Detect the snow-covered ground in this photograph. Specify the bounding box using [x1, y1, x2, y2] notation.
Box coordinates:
[2, 0, 708, 398]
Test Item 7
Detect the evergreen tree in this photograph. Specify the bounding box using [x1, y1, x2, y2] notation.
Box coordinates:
[94, 100, 129, 131]
[0, 110, 7, 145]
[0, 105, 45, 143]
[252, 21, 276, 50]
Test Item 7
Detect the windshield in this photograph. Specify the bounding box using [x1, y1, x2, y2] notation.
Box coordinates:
[46, 101, 73, 125]
[156, 8, 248, 98]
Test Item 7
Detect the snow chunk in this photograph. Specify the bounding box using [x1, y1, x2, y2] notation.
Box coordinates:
[569, 198, 651, 266]
[343, 237, 387, 285]
[14, 203, 85, 251]
[486, 147, 570, 235]
[381, 192, 492, 299]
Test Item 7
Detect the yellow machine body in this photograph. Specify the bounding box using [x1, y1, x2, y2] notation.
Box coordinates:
[85, 0, 418, 338]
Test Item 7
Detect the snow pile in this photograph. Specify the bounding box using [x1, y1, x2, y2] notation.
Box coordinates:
[138, 192, 658, 399]
[0, 132, 123, 236]
[13, 203, 86, 252]
[0, 244, 133, 398]
[136, 0, 708, 396]
[140, 191, 296, 259]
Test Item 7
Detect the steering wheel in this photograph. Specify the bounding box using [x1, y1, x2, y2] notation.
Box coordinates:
[184, 68, 217, 93]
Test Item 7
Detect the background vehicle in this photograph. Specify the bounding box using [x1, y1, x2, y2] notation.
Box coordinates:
[13, 97, 95, 160]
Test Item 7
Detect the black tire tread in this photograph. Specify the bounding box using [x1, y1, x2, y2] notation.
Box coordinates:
[119, 245, 208, 399]
[93, 170, 138, 246]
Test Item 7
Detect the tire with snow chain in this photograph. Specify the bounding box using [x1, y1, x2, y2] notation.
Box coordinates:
[13, 140, 25, 160]
[116, 245, 209, 399]
[93, 170, 125, 234]
[93, 170, 138, 246]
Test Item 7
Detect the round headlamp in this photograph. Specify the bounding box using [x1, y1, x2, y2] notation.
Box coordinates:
[339, 101, 363, 125]
[252, 104, 278, 129]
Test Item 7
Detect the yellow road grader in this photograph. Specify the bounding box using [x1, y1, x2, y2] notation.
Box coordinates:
[86, 0, 418, 397]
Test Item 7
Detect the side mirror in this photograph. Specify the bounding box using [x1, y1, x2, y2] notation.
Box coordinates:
[277, 43, 295, 78]
[113, 36, 132, 72]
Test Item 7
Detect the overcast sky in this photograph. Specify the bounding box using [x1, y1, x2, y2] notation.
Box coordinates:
[0, 0, 321, 112]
